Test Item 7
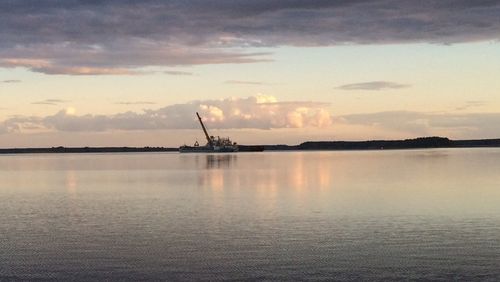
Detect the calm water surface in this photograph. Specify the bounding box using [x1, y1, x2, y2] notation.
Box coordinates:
[1, 149, 500, 280]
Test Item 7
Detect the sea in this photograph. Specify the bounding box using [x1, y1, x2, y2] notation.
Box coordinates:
[1, 149, 500, 281]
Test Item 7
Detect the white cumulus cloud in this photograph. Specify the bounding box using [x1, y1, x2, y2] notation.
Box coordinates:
[0, 95, 333, 133]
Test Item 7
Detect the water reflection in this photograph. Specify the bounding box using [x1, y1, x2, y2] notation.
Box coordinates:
[204, 169, 225, 192]
[195, 155, 238, 194]
[286, 153, 333, 192]
[65, 170, 78, 195]
[191, 154, 238, 170]
[2, 150, 500, 280]
[195, 153, 337, 195]
[205, 154, 237, 169]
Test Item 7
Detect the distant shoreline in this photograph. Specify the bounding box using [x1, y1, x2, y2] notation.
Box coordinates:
[1, 137, 500, 154]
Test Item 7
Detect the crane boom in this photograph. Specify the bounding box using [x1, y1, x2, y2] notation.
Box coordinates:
[196, 112, 213, 147]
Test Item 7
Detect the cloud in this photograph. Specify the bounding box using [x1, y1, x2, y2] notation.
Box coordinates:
[337, 81, 410, 91]
[0, 95, 333, 133]
[341, 111, 430, 135]
[455, 100, 486, 111]
[0, 45, 270, 75]
[2, 79, 21, 83]
[31, 99, 69, 106]
[115, 101, 157, 105]
[39, 67, 138, 76]
[0, 58, 143, 75]
[164, 70, 194, 76]
[1, 1, 500, 75]
[340, 111, 500, 138]
[225, 80, 269, 85]
[5, 100, 500, 140]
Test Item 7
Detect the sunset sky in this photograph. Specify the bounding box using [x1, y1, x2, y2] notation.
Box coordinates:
[1, 1, 500, 147]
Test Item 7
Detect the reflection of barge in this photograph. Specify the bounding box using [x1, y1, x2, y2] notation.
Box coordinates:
[179, 112, 239, 153]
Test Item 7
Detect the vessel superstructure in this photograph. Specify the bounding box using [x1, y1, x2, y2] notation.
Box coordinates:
[179, 112, 238, 153]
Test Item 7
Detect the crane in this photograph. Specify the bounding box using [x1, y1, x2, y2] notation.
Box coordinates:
[196, 112, 213, 147]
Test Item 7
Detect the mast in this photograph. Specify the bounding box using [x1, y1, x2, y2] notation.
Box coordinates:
[196, 112, 213, 147]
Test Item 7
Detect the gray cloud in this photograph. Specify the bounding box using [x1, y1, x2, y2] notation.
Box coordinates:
[115, 101, 157, 105]
[225, 80, 270, 85]
[32, 99, 69, 106]
[341, 111, 500, 138]
[1, 1, 499, 75]
[455, 100, 487, 111]
[0, 49, 270, 75]
[337, 81, 410, 91]
[341, 111, 430, 135]
[164, 70, 194, 76]
[2, 95, 332, 132]
[2, 79, 21, 83]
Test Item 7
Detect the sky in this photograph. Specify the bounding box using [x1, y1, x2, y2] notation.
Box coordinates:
[1, 0, 500, 147]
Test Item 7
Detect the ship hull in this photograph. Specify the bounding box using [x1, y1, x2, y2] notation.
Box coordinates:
[179, 145, 238, 153]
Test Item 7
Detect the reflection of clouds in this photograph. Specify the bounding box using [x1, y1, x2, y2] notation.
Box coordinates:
[196, 153, 336, 197]
[197, 155, 238, 194]
[254, 169, 278, 208]
[193, 153, 341, 213]
[317, 158, 331, 191]
[65, 170, 82, 217]
[206, 169, 224, 192]
[290, 154, 305, 190]
[410, 151, 451, 159]
[65, 170, 78, 196]
[287, 153, 332, 192]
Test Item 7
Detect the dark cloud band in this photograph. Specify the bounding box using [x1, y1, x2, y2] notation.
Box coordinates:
[1, 1, 500, 75]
